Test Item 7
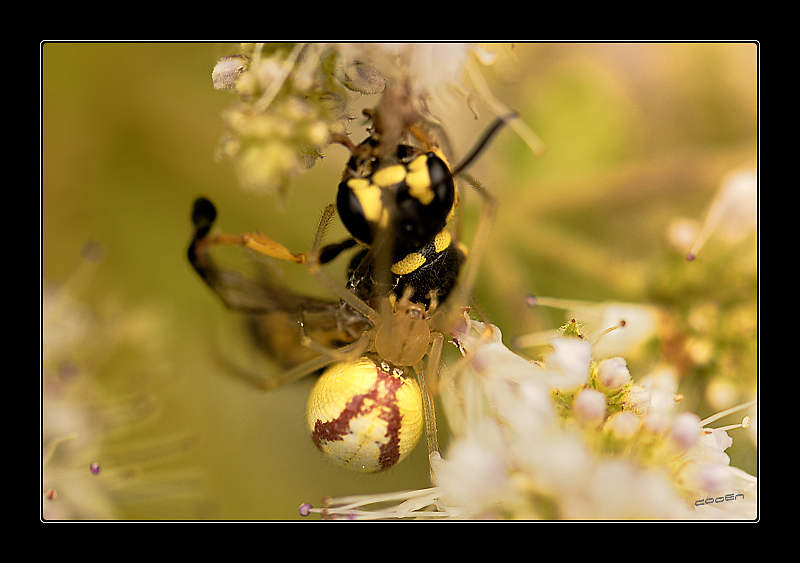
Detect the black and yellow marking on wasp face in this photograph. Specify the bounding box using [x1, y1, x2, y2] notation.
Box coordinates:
[336, 139, 456, 261]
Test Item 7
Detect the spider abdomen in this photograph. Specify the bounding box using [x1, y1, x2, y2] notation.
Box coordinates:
[306, 356, 423, 472]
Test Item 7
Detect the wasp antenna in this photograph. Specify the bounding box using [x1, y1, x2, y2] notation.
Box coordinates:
[451, 112, 519, 176]
[309, 204, 338, 259]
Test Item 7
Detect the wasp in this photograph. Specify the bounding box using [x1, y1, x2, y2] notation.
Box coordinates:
[188, 98, 515, 472]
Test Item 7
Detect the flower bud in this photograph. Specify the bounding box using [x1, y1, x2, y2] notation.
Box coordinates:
[574, 388, 606, 427]
[212, 55, 250, 91]
[624, 385, 652, 416]
[669, 412, 702, 450]
[597, 357, 631, 390]
[605, 411, 639, 440]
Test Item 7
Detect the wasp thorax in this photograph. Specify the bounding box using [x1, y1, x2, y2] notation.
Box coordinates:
[306, 357, 423, 472]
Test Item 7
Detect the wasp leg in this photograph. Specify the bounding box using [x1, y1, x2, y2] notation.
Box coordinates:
[240, 232, 307, 264]
[206, 228, 308, 265]
[318, 238, 357, 265]
[190, 198, 380, 325]
[304, 204, 382, 326]
[189, 196, 308, 264]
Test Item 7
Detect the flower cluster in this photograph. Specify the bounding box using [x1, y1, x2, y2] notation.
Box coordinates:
[42, 243, 205, 520]
[211, 43, 544, 200]
[652, 168, 758, 423]
[303, 317, 755, 520]
[212, 44, 350, 199]
[205, 44, 757, 520]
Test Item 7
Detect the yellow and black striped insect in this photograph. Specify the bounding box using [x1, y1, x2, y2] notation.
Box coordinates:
[188, 102, 514, 472]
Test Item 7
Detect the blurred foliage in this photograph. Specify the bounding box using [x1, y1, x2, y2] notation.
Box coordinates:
[42, 42, 757, 520]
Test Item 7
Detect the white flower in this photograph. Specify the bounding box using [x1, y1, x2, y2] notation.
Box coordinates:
[605, 411, 640, 440]
[570, 460, 692, 520]
[42, 244, 204, 520]
[375, 43, 476, 94]
[434, 432, 512, 514]
[427, 321, 694, 518]
[623, 385, 652, 416]
[640, 365, 681, 414]
[542, 336, 593, 392]
[301, 320, 755, 520]
[695, 463, 734, 494]
[212, 55, 249, 91]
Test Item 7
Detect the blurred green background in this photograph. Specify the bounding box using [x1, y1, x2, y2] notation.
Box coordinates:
[42, 42, 757, 520]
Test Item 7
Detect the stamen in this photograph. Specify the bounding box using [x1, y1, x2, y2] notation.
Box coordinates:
[685, 169, 757, 260]
[299, 488, 448, 520]
[520, 295, 627, 348]
[709, 416, 751, 433]
[592, 320, 626, 346]
[685, 200, 724, 261]
[512, 329, 558, 349]
[515, 294, 595, 348]
[525, 294, 595, 312]
[42, 434, 77, 465]
[699, 400, 756, 428]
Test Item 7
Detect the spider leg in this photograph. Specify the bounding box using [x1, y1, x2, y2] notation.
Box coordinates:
[254, 352, 337, 391]
[430, 173, 497, 335]
[298, 312, 373, 362]
[227, 330, 375, 391]
[414, 331, 444, 482]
